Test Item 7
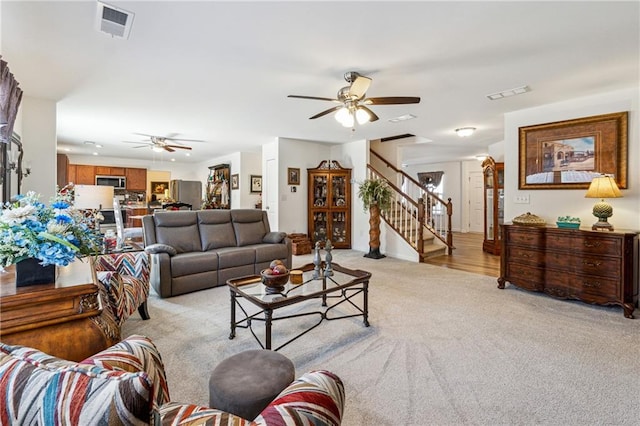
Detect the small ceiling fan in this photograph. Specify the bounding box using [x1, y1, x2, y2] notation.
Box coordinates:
[288, 71, 420, 127]
[123, 133, 205, 153]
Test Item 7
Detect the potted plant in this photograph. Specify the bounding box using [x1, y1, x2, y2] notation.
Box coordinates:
[357, 178, 392, 259]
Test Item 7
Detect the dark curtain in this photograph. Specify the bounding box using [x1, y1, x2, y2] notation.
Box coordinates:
[0, 56, 23, 143]
[417, 171, 444, 188]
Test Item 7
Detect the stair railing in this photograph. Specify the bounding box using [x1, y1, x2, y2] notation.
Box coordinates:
[368, 150, 454, 254]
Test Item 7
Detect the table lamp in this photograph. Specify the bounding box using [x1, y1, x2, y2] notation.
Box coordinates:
[584, 174, 622, 231]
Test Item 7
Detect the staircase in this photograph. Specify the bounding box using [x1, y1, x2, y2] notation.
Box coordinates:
[368, 150, 454, 261]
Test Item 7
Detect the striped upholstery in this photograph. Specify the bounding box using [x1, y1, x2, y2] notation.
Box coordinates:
[93, 252, 150, 326]
[0, 336, 344, 425]
[81, 335, 170, 411]
[0, 340, 156, 425]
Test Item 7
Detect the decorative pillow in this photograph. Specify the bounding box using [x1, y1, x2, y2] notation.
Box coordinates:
[159, 402, 251, 425]
[0, 343, 155, 425]
[145, 243, 178, 256]
[263, 232, 286, 244]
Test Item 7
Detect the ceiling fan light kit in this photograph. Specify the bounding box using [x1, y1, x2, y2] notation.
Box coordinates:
[288, 71, 420, 127]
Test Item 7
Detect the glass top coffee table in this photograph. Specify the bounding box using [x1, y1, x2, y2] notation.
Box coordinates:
[227, 262, 371, 351]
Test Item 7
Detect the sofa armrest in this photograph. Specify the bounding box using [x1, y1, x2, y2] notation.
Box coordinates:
[81, 334, 171, 409]
[145, 243, 178, 256]
[159, 402, 251, 425]
[253, 370, 344, 426]
[263, 231, 286, 244]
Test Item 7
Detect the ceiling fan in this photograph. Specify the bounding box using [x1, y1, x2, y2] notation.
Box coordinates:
[123, 133, 205, 153]
[288, 71, 420, 127]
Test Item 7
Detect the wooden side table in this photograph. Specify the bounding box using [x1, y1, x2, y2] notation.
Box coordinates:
[0, 261, 119, 361]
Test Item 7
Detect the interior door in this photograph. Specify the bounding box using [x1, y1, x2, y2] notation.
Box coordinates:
[469, 171, 484, 233]
[265, 158, 278, 230]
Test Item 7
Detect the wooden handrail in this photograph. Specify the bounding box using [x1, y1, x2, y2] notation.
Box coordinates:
[368, 149, 454, 256]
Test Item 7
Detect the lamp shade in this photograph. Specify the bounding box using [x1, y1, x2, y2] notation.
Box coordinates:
[585, 175, 622, 199]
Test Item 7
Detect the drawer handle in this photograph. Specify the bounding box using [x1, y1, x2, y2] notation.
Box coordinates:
[583, 241, 601, 248]
[583, 281, 602, 288]
[519, 252, 532, 258]
[583, 260, 602, 267]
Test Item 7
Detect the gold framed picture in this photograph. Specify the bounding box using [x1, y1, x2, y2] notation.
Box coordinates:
[518, 111, 628, 189]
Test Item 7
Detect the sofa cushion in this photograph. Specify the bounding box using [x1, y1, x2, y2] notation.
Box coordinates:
[153, 211, 202, 253]
[217, 247, 256, 268]
[231, 210, 268, 246]
[263, 231, 286, 244]
[171, 251, 219, 277]
[198, 210, 237, 250]
[0, 343, 155, 425]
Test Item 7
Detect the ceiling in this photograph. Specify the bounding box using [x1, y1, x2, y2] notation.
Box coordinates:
[2, 1, 638, 165]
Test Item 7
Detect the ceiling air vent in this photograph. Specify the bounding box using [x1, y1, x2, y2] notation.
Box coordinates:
[380, 134, 415, 143]
[96, 1, 134, 39]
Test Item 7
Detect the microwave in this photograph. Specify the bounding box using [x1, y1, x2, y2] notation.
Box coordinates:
[95, 175, 126, 189]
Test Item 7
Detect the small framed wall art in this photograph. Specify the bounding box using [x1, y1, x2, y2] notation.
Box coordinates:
[231, 174, 239, 190]
[250, 175, 262, 193]
[288, 168, 300, 185]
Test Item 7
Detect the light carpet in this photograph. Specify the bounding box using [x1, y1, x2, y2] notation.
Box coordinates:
[123, 250, 640, 425]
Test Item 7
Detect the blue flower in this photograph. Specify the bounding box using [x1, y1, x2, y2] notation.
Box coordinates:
[0, 189, 104, 267]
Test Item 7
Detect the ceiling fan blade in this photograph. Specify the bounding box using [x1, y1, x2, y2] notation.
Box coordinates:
[123, 141, 151, 144]
[288, 95, 339, 102]
[166, 145, 193, 150]
[363, 96, 421, 105]
[309, 106, 342, 120]
[359, 105, 379, 122]
[164, 146, 175, 153]
[163, 137, 205, 143]
[349, 75, 372, 99]
[131, 145, 149, 149]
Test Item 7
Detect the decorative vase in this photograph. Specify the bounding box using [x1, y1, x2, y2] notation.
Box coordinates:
[364, 204, 386, 259]
[15, 258, 56, 287]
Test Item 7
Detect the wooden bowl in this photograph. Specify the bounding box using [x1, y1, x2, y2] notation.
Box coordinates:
[260, 269, 290, 292]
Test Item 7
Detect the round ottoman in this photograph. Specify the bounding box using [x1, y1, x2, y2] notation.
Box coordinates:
[209, 349, 295, 420]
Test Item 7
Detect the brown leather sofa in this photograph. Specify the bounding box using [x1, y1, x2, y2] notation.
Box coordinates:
[142, 209, 291, 298]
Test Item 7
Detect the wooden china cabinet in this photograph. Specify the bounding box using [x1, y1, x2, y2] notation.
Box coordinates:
[307, 160, 351, 248]
[481, 156, 504, 255]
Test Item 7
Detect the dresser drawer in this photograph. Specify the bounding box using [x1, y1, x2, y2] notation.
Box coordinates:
[505, 246, 544, 266]
[545, 253, 620, 278]
[545, 273, 619, 301]
[571, 235, 622, 257]
[505, 228, 544, 248]
[504, 263, 544, 291]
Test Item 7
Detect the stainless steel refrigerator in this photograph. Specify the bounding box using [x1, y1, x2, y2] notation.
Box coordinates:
[169, 180, 202, 210]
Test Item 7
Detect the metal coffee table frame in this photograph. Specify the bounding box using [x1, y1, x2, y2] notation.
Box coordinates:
[227, 262, 371, 351]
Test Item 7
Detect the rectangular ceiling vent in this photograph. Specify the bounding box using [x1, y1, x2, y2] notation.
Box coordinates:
[380, 133, 415, 143]
[96, 1, 134, 39]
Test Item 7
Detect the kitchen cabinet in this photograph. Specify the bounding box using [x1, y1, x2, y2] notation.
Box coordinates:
[482, 156, 504, 255]
[75, 165, 96, 185]
[498, 224, 639, 318]
[307, 160, 351, 249]
[95, 166, 125, 176]
[125, 168, 147, 191]
[57, 154, 69, 188]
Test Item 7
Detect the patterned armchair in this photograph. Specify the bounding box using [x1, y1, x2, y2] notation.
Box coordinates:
[92, 251, 151, 329]
[0, 335, 345, 425]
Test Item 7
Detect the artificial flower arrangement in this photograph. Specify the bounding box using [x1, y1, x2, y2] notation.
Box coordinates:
[0, 186, 104, 268]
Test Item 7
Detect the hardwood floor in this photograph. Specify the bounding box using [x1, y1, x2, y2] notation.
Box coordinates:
[423, 232, 501, 278]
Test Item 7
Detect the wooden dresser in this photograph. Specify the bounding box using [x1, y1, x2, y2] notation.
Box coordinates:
[0, 262, 118, 361]
[498, 224, 639, 318]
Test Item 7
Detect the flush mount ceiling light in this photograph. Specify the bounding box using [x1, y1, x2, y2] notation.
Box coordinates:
[486, 85, 531, 100]
[388, 114, 417, 123]
[455, 127, 476, 137]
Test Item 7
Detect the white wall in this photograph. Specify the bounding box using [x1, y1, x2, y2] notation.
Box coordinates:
[403, 161, 463, 232]
[21, 96, 56, 201]
[504, 88, 639, 230]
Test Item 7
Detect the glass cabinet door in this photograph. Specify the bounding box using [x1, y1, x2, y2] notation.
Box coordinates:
[484, 168, 494, 242]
